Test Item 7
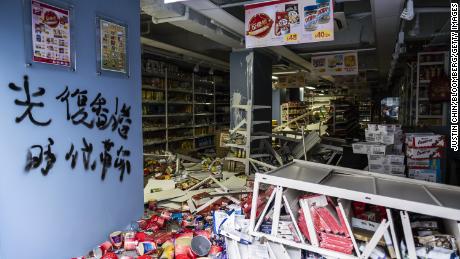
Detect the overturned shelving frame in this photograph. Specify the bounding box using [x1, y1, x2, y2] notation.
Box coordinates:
[249, 160, 460, 259]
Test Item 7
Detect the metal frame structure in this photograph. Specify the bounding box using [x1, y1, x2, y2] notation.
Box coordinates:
[249, 160, 460, 259]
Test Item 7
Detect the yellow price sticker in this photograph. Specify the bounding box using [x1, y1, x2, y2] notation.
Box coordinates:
[284, 33, 298, 42]
[313, 29, 332, 40]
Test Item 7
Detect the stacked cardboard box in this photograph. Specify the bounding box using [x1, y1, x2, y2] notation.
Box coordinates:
[352, 124, 405, 176]
[405, 133, 445, 183]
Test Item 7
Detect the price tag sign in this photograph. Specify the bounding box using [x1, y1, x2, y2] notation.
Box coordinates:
[313, 30, 333, 41]
[284, 33, 298, 42]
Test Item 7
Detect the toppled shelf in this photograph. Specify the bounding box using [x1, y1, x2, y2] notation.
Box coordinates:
[258, 160, 460, 221]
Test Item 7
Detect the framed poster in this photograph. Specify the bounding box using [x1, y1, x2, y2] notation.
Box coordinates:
[245, 0, 334, 48]
[96, 16, 129, 76]
[30, 0, 72, 67]
[311, 52, 359, 76]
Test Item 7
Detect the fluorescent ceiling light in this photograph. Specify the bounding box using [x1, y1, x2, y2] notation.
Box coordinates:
[318, 93, 325, 96]
[305, 86, 316, 90]
[272, 76, 279, 80]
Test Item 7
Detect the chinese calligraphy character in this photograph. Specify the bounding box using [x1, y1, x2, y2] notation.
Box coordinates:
[65, 143, 78, 169]
[70, 89, 94, 128]
[81, 138, 97, 171]
[116, 103, 131, 139]
[56, 87, 94, 128]
[8, 75, 51, 126]
[56, 86, 71, 120]
[101, 97, 131, 139]
[25, 138, 56, 175]
[90, 93, 110, 129]
[99, 139, 114, 180]
[114, 146, 131, 181]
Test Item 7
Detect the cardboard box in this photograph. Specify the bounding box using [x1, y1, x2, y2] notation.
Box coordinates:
[353, 142, 392, 155]
[408, 169, 437, 183]
[406, 134, 445, 148]
[365, 129, 381, 142]
[368, 163, 405, 175]
[368, 155, 405, 166]
[406, 147, 443, 159]
[351, 217, 379, 232]
[365, 128, 403, 145]
[377, 124, 401, 133]
[380, 130, 403, 145]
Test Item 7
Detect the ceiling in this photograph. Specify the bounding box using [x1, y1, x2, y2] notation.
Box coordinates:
[140, 0, 450, 90]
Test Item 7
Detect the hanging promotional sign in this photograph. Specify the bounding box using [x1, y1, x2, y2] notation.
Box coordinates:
[245, 0, 334, 48]
[311, 52, 359, 76]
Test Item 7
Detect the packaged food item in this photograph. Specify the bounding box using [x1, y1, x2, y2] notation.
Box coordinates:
[109, 231, 123, 248]
[123, 231, 137, 251]
[137, 241, 157, 256]
[303, 5, 318, 31]
[285, 3, 300, 24]
[406, 147, 443, 159]
[316, 0, 331, 24]
[406, 134, 445, 148]
[275, 12, 290, 36]
[246, 13, 273, 38]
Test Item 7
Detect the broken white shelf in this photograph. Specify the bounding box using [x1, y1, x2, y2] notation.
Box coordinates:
[256, 160, 460, 221]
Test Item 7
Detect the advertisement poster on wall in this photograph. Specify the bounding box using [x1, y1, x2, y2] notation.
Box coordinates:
[245, 0, 334, 48]
[31, 0, 71, 67]
[312, 52, 359, 76]
[100, 19, 127, 73]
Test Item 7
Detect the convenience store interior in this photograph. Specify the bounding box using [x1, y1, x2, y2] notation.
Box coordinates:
[0, 0, 459, 259]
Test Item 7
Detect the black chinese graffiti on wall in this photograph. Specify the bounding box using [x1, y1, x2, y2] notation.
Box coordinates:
[7, 76, 133, 182]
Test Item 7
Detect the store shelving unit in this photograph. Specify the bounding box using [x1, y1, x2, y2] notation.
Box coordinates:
[142, 58, 229, 155]
[281, 102, 308, 130]
[225, 101, 272, 175]
[325, 100, 359, 138]
[249, 160, 460, 259]
[415, 51, 448, 126]
[358, 100, 372, 128]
